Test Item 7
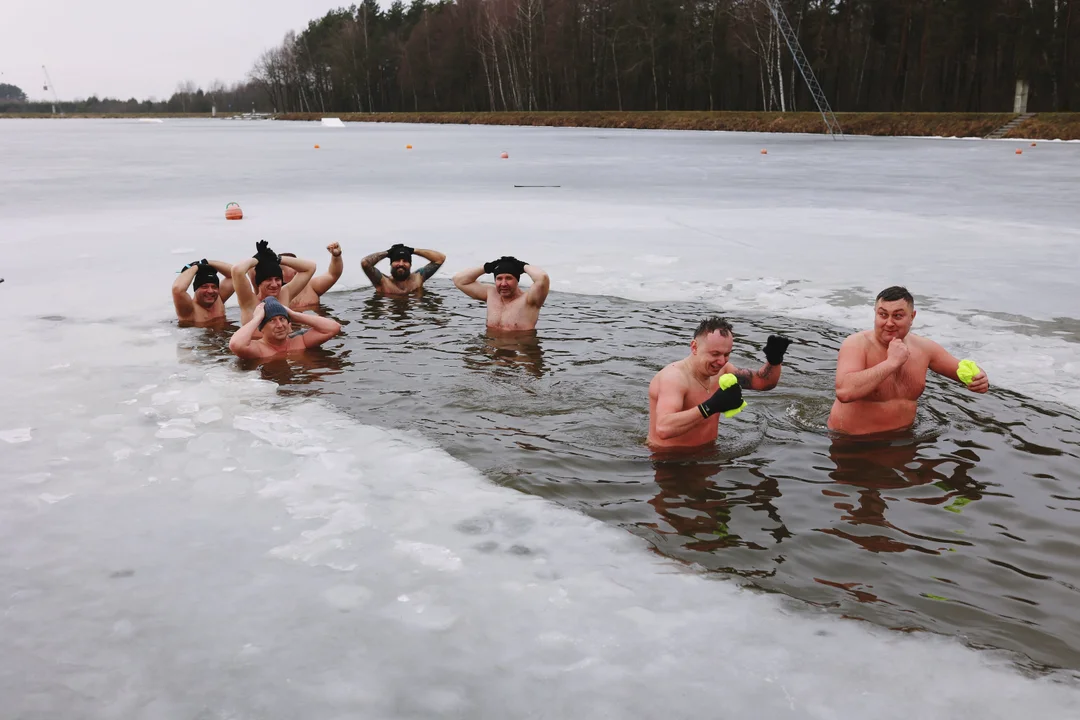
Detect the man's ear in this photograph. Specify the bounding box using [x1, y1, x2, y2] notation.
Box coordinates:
[911, 309, 917, 322]
[690, 339, 698, 355]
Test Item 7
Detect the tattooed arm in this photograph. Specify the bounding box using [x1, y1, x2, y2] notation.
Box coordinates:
[360, 250, 388, 288]
[724, 361, 781, 391]
[412, 248, 446, 282]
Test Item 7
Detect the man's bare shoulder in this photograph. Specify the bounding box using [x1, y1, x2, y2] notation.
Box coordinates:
[838, 330, 875, 352]
[651, 361, 689, 387]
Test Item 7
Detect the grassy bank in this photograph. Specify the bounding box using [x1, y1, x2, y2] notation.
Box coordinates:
[277, 111, 1080, 140]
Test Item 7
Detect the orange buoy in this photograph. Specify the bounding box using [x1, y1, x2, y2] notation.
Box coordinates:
[761, 149, 768, 155]
[1016, 149, 1023, 155]
[500, 152, 509, 159]
[406, 144, 413, 149]
[225, 202, 243, 220]
[1031, 142, 1037, 147]
[314, 144, 320, 149]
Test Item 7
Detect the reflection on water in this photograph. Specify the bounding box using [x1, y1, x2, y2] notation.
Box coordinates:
[204, 281, 1080, 672]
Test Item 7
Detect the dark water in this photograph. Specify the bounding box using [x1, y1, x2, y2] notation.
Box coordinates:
[188, 282, 1080, 673]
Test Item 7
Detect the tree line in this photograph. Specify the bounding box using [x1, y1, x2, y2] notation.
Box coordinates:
[5, 1, 1075, 117]
[249, 0, 1079, 115]
[0, 80, 271, 115]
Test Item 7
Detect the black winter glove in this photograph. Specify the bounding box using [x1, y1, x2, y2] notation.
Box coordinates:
[697, 375, 746, 419]
[764, 335, 792, 366]
[254, 240, 278, 261]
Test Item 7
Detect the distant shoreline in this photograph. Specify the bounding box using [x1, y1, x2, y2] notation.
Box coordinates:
[4, 111, 1078, 140]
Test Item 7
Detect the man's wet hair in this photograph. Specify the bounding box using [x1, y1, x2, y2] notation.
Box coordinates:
[694, 317, 734, 339]
[876, 286, 914, 306]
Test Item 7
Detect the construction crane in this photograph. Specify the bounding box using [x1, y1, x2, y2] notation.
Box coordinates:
[762, 0, 842, 138]
[42, 65, 62, 116]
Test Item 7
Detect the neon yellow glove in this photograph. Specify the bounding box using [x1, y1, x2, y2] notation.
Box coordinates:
[957, 359, 981, 386]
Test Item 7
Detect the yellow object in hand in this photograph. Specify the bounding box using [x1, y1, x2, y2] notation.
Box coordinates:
[957, 359, 981, 385]
[717, 373, 748, 418]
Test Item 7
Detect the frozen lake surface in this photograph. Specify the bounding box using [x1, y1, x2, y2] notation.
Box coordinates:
[2, 119, 1079, 718]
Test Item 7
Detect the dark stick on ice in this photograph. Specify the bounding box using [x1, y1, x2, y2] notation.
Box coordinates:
[514, 185, 561, 188]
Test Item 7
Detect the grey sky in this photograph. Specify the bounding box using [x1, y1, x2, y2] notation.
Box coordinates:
[0, 0, 374, 101]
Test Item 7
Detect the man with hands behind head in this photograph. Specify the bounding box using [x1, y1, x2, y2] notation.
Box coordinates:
[172, 259, 235, 325]
[360, 243, 446, 295]
[452, 256, 550, 332]
[231, 240, 316, 326]
[229, 297, 342, 360]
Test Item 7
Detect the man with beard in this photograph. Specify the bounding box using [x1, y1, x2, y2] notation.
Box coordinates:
[360, 243, 446, 295]
[828, 286, 989, 435]
[647, 317, 791, 449]
[452, 256, 550, 331]
[172, 259, 235, 325]
[229, 297, 342, 360]
[231, 240, 316, 326]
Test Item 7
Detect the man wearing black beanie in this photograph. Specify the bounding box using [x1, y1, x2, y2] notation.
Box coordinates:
[231, 240, 316, 327]
[452, 255, 550, 331]
[172, 258, 235, 325]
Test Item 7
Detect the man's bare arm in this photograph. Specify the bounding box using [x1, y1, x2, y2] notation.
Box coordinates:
[927, 339, 990, 394]
[727, 362, 781, 391]
[205, 260, 235, 302]
[309, 243, 344, 296]
[171, 265, 198, 319]
[360, 250, 388, 288]
[652, 377, 710, 441]
[523, 264, 550, 307]
[231, 258, 258, 310]
[229, 303, 266, 359]
[287, 309, 342, 348]
[453, 266, 490, 301]
[834, 336, 902, 403]
[280, 255, 315, 303]
[414, 248, 446, 281]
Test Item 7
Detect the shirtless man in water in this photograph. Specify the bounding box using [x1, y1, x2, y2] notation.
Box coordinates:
[648, 317, 791, 449]
[231, 240, 316, 327]
[452, 256, 550, 331]
[229, 297, 342, 360]
[828, 286, 989, 435]
[361, 243, 446, 295]
[275, 243, 343, 309]
[172, 259, 235, 325]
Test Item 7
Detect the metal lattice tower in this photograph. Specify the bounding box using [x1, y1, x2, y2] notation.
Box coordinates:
[763, 1, 842, 138]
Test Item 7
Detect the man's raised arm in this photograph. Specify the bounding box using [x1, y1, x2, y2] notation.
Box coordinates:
[309, 243, 344, 296]
[523, 264, 550, 307]
[229, 303, 266, 359]
[360, 250, 388, 288]
[288, 308, 342, 349]
[231, 257, 258, 309]
[835, 336, 906, 403]
[727, 335, 790, 391]
[205, 260, 236, 301]
[171, 263, 199, 319]
[414, 248, 446, 281]
[453, 266, 489, 301]
[280, 255, 315, 301]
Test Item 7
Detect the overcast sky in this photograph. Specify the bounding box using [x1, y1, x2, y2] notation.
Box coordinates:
[0, 0, 378, 101]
